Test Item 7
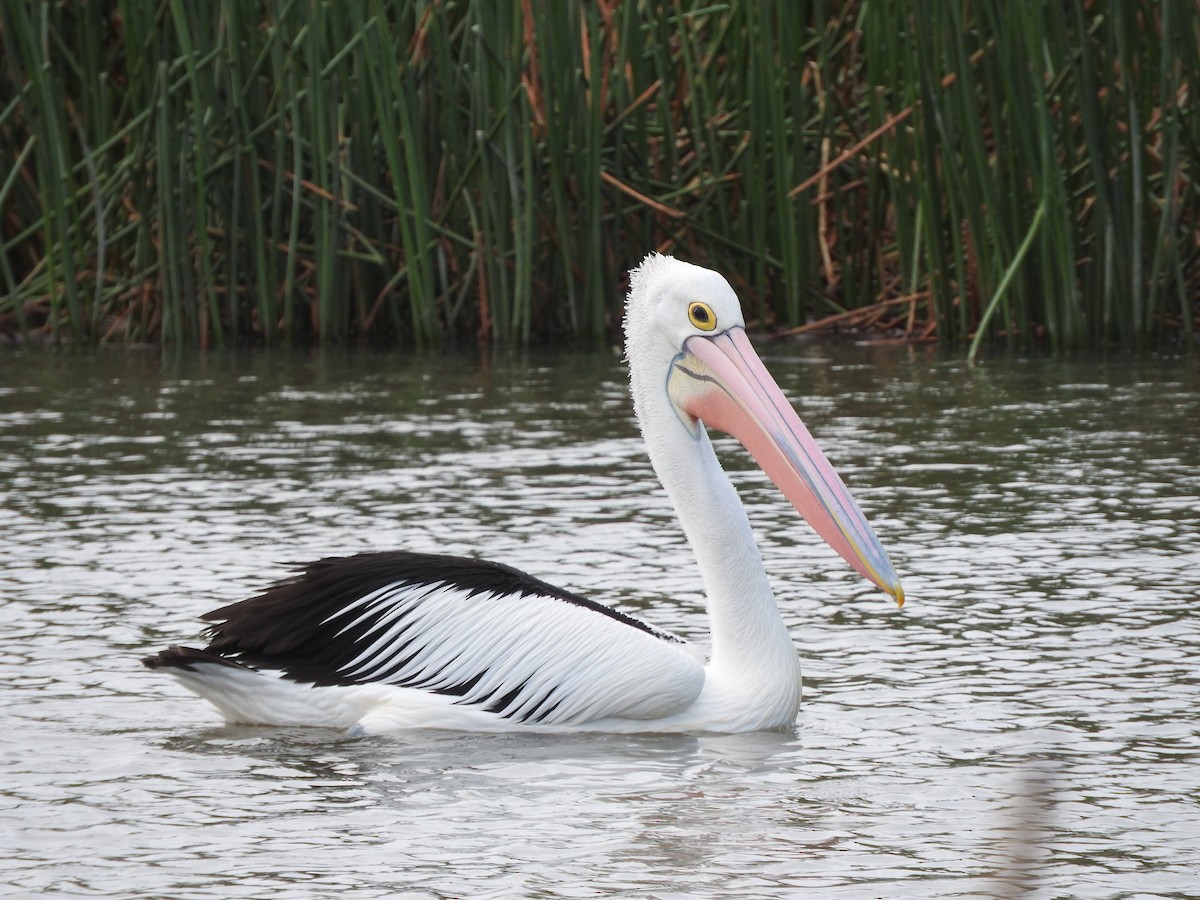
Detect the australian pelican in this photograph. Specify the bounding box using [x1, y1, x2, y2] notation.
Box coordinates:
[144, 253, 904, 733]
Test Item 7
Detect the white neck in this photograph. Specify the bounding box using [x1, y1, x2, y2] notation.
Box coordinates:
[631, 371, 800, 690]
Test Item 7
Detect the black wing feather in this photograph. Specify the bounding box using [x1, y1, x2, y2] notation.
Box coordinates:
[146, 550, 703, 725]
[205, 550, 679, 679]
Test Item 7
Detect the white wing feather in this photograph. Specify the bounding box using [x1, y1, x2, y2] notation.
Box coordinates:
[314, 581, 705, 724]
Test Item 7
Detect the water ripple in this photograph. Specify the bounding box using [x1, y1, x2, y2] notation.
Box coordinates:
[1, 347, 1197, 897]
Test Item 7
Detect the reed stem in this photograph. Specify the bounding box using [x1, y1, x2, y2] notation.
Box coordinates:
[0, 1, 1194, 350]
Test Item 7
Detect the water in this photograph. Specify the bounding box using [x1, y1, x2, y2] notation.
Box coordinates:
[2, 343, 1197, 898]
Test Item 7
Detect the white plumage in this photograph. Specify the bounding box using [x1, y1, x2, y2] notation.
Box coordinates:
[145, 253, 903, 734]
[325, 580, 704, 722]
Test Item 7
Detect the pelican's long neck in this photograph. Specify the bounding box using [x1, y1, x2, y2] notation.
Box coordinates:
[631, 370, 797, 678]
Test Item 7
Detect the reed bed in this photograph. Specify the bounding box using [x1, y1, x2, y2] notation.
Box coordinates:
[1, 0, 1196, 350]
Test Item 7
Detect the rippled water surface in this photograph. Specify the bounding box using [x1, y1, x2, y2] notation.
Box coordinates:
[2, 343, 1198, 898]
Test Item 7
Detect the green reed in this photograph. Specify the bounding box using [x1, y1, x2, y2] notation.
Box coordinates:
[0, 0, 1195, 349]
[866, 0, 1198, 353]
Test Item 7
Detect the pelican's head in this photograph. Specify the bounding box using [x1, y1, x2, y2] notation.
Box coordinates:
[624, 253, 904, 606]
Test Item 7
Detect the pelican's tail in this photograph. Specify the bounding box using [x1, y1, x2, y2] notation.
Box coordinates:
[143, 646, 381, 729]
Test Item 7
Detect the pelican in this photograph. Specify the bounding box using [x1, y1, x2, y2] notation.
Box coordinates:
[144, 253, 903, 734]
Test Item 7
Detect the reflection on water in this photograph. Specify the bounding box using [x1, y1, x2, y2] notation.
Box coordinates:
[1, 344, 1197, 897]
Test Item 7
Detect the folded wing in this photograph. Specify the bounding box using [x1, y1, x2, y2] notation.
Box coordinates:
[190, 551, 705, 726]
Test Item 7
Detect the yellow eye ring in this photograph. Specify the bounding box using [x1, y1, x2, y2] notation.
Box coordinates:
[688, 301, 717, 332]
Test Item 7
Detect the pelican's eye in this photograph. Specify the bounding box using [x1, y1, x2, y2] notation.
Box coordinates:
[688, 301, 717, 332]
